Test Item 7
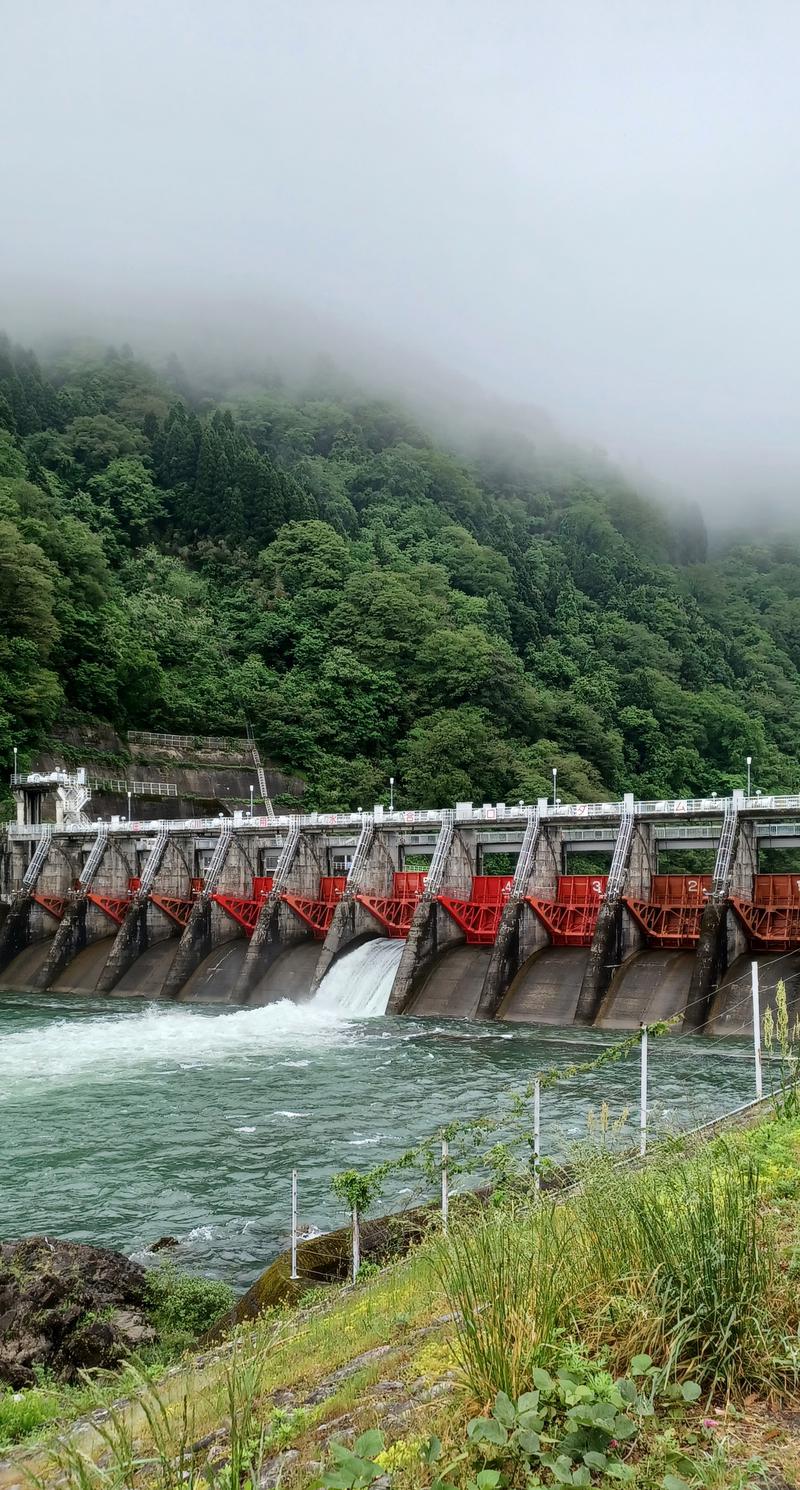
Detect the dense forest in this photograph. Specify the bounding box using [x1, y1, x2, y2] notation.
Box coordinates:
[1, 332, 799, 810]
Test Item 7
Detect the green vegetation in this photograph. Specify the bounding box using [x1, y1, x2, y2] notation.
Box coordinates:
[3, 1106, 798, 1487]
[0, 1265, 232, 1452]
[142, 1262, 234, 1357]
[2, 334, 800, 808]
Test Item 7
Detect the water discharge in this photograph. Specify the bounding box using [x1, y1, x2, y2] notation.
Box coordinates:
[0, 987, 765, 1289]
[313, 938, 404, 1016]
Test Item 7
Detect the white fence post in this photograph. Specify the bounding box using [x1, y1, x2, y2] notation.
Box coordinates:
[533, 1077, 541, 1191]
[752, 961, 763, 1100]
[639, 1024, 648, 1157]
[290, 1169, 298, 1280]
[441, 1136, 449, 1233]
[351, 1206, 361, 1283]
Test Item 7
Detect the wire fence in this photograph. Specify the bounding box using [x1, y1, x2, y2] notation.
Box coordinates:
[286, 973, 789, 1283]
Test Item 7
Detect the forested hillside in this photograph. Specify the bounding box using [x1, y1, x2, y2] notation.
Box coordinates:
[1, 333, 799, 810]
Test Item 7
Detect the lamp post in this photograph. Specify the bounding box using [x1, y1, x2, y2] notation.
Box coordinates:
[13, 745, 17, 781]
[552, 767, 557, 807]
[389, 776, 395, 812]
[746, 756, 752, 796]
[127, 789, 132, 822]
[249, 783, 254, 818]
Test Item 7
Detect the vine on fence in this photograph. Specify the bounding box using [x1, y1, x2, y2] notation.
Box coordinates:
[330, 1017, 679, 1217]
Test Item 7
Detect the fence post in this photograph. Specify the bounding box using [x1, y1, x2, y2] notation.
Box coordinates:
[533, 1077, 541, 1192]
[290, 1169, 298, 1281]
[441, 1136, 449, 1233]
[751, 961, 763, 1100]
[639, 1023, 648, 1157]
[351, 1206, 361, 1283]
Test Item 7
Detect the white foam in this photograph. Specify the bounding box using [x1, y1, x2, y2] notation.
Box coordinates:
[313, 939, 404, 1017]
[0, 998, 349, 1094]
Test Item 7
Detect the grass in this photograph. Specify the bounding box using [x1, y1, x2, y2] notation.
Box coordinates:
[4, 1109, 800, 1489]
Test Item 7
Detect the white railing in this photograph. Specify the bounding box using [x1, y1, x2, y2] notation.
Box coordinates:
[424, 811, 455, 896]
[10, 794, 800, 846]
[272, 820, 301, 893]
[606, 799, 635, 898]
[137, 827, 170, 896]
[22, 834, 51, 891]
[78, 825, 109, 888]
[89, 778, 178, 797]
[510, 809, 540, 897]
[344, 816, 375, 891]
[128, 730, 250, 752]
[712, 799, 739, 898]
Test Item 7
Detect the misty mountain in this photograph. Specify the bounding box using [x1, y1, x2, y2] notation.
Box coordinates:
[1, 333, 797, 810]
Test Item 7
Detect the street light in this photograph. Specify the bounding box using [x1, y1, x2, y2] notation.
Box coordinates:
[249, 783, 254, 818]
[389, 776, 395, 812]
[552, 767, 557, 807]
[13, 745, 17, 780]
[746, 756, 752, 796]
[127, 789, 132, 822]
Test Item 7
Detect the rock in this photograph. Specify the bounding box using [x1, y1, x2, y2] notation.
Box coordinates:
[0, 1237, 157, 1388]
[150, 1236, 179, 1252]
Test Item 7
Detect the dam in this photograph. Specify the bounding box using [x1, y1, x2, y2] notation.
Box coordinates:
[3, 771, 800, 1034]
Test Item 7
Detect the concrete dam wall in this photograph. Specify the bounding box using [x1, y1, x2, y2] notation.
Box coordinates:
[5, 791, 800, 1032]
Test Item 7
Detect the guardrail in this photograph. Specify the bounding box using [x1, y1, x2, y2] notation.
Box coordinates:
[9, 795, 800, 842]
[127, 731, 250, 752]
[89, 778, 179, 797]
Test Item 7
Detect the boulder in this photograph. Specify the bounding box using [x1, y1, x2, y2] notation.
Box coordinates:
[0, 1237, 156, 1388]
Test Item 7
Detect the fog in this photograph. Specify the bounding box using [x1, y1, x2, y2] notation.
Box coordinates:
[1, 0, 799, 515]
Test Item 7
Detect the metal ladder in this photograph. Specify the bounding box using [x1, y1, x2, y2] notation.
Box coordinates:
[711, 798, 739, 899]
[202, 823, 233, 896]
[424, 810, 454, 897]
[137, 827, 170, 897]
[246, 722, 276, 824]
[22, 831, 53, 892]
[272, 818, 301, 894]
[345, 815, 375, 892]
[605, 800, 635, 899]
[510, 808, 540, 898]
[78, 825, 109, 889]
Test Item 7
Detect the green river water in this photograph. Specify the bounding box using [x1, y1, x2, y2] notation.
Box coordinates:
[0, 948, 763, 1290]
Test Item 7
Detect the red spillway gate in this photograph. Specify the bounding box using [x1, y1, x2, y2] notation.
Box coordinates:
[282, 876, 347, 939]
[624, 875, 712, 948]
[438, 875, 514, 944]
[730, 875, 800, 950]
[86, 876, 141, 926]
[151, 877, 205, 929]
[212, 876, 274, 937]
[31, 893, 67, 921]
[357, 871, 427, 937]
[527, 875, 607, 946]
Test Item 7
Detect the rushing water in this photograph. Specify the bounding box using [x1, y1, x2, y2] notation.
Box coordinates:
[315, 939, 404, 1016]
[0, 954, 763, 1289]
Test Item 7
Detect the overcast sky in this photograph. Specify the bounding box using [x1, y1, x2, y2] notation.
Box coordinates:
[1, 0, 798, 507]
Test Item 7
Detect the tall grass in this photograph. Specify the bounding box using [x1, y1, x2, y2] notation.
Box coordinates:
[576, 1145, 792, 1396]
[433, 1200, 575, 1404]
[438, 1143, 796, 1406]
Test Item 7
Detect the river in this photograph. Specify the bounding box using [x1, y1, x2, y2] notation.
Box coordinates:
[0, 942, 763, 1290]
